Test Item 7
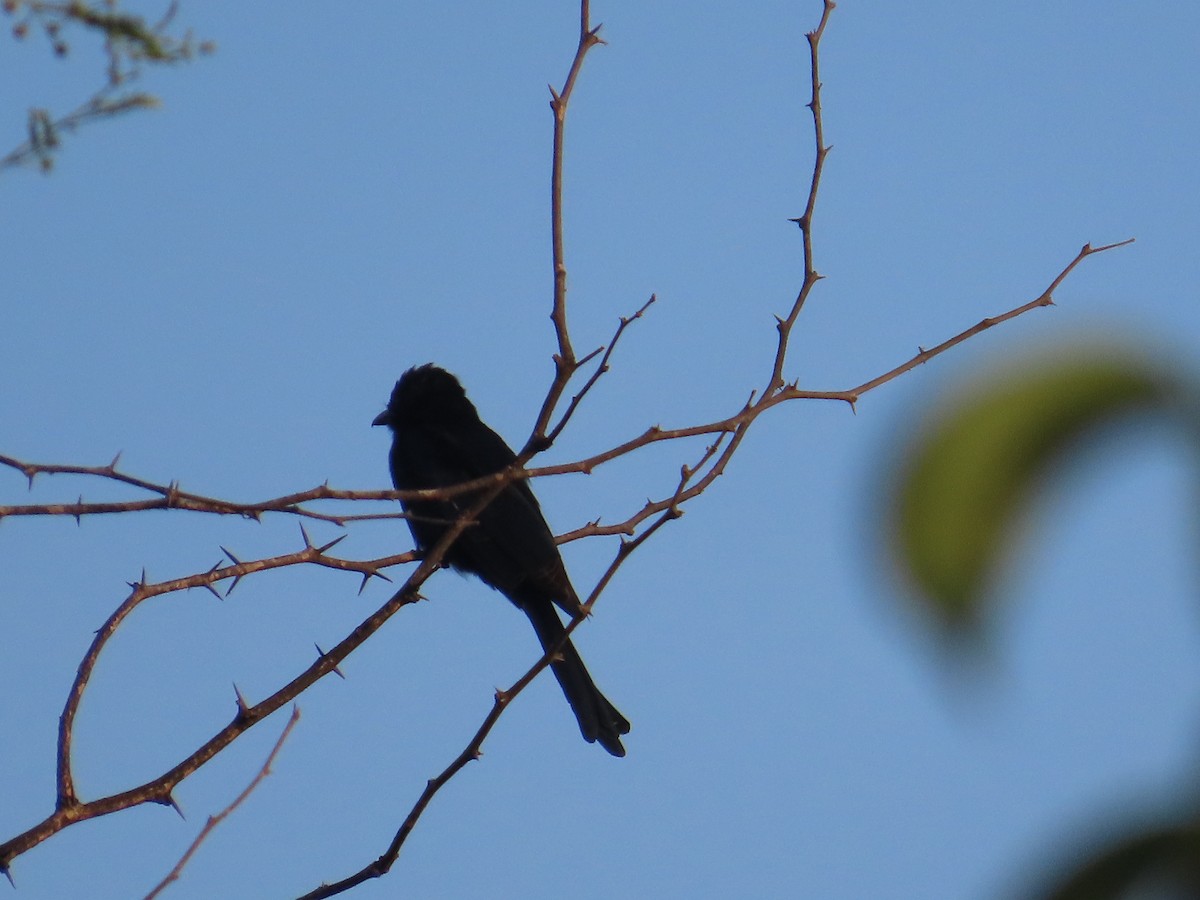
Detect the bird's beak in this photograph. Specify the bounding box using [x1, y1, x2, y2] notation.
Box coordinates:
[371, 410, 390, 427]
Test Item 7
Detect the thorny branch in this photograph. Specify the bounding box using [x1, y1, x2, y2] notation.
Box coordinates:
[1, 458, 527, 876]
[526, 0, 607, 453]
[53, 526, 406, 811]
[299, 428, 713, 900]
[0, 235, 1133, 529]
[142, 707, 301, 900]
[0, 297, 656, 526]
[773, 0, 835, 393]
[0, 0, 1136, 894]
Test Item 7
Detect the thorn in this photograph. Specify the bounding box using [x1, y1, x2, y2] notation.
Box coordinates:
[1, 863, 13, 888]
[315, 644, 345, 679]
[223, 564, 243, 600]
[25, 469, 35, 490]
[220, 546, 242, 566]
[108, 451, 122, 471]
[298, 523, 313, 548]
[204, 560, 228, 598]
[316, 533, 347, 554]
[74, 494, 83, 526]
[547, 84, 560, 103]
[233, 683, 250, 718]
[167, 793, 185, 820]
[357, 570, 387, 594]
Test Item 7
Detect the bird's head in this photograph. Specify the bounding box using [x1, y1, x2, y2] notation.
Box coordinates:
[372, 364, 475, 430]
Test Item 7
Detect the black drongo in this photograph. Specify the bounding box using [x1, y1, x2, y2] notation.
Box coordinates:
[373, 364, 630, 756]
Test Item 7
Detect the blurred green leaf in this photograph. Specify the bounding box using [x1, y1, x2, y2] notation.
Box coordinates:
[889, 346, 1191, 634]
[1038, 821, 1200, 900]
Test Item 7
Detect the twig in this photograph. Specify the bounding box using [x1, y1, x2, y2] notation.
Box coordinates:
[293, 6, 844, 893]
[844, 238, 1137, 398]
[772, 0, 836, 392]
[52, 532, 404, 808]
[1, 213, 1132, 863]
[525, 0, 607, 452]
[143, 707, 300, 900]
[296, 434, 705, 900]
[1, 1, 212, 172]
[0, 456, 417, 524]
[1, 233, 1129, 532]
[0, 0, 1139, 887]
[0, 474, 511, 873]
[544, 293, 657, 445]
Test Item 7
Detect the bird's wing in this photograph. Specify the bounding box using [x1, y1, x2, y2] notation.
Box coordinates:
[394, 421, 577, 612]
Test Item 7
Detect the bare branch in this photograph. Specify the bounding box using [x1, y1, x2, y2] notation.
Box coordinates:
[0, 423, 550, 873]
[544, 293, 657, 445]
[526, 0, 607, 452]
[771, 0, 836, 392]
[0, 0, 1138, 889]
[844, 238, 1137, 399]
[296, 433, 704, 900]
[0, 457, 415, 524]
[143, 707, 300, 900]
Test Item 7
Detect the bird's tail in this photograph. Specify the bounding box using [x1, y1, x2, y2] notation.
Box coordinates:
[522, 600, 630, 757]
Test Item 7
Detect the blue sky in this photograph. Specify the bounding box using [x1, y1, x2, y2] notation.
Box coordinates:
[3, 2, 1199, 898]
